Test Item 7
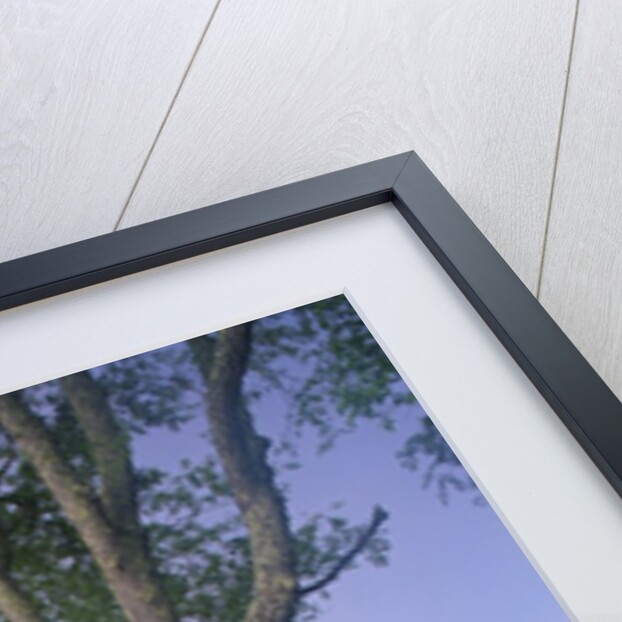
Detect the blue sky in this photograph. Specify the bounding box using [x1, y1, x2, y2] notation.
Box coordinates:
[135, 378, 568, 621]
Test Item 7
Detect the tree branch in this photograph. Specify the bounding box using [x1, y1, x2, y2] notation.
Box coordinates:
[0, 518, 45, 622]
[297, 505, 389, 596]
[0, 574, 45, 622]
[193, 324, 299, 622]
[0, 453, 16, 483]
[60, 372, 138, 533]
[0, 393, 178, 622]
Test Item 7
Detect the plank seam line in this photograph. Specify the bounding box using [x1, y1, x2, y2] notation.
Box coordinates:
[535, 0, 581, 299]
[113, 0, 225, 232]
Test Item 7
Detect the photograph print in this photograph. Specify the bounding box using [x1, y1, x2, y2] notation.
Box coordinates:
[0, 295, 567, 622]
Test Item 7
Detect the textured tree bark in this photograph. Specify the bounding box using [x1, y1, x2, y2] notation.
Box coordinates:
[193, 324, 299, 622]
[60, 372, 177, 621]
[0, 575, 44, 622]
[0, 394, 178, 622]
[60, 372, 139, 530]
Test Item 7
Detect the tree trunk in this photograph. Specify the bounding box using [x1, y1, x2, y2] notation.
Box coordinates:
[0, 394, 178, 622]
[60, 372, 177, 621]
[0, 575, 44, 622]
[193, 325, 299, 622]
[60, 372, 139, 531]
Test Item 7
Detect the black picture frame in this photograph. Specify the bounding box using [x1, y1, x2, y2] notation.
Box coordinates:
[1, 150, 620, 499]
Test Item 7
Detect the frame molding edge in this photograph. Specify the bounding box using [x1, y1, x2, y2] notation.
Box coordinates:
[1, 150, 621, 499]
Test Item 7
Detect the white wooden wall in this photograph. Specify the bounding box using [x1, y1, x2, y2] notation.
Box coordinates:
[1, 0, 620, 401]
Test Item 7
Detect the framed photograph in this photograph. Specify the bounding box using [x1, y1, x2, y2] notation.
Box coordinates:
[0, 152, 620, 621]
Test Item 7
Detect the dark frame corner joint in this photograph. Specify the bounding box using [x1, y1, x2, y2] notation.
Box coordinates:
[1, 150, 621, 499]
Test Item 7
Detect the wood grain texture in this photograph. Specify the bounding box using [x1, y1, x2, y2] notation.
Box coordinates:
[0, 0, 218, 262]
[539, 0, 622, 400]
[120, 0, 576, 290]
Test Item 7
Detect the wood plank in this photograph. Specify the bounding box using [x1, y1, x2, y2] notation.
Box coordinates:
[119, 0, 576, 291]
[539, 0, 622, 399]
[0, 0, 218, 262]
